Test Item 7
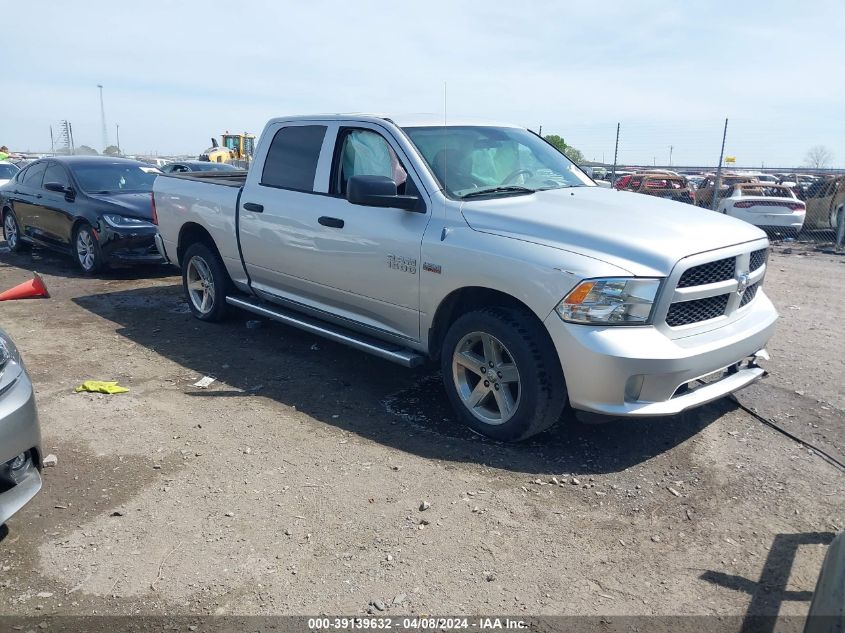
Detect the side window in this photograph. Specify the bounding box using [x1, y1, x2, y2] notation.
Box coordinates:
[261, 125, 327, 191]
[22, 162, 47, 187]
[43, 163, 70, 189]
[334, 129, 409, 195]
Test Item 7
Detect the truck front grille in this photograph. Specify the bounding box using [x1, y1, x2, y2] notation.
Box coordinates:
[664, 246, 768, 328]
[740, 282, 759, 307]
[666, 294, 730, 326]
[677, 257, 735, 288]
[749, 248, 768, 271]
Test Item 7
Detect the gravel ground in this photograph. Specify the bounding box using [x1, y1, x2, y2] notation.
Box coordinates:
[0, 241, 842, 621]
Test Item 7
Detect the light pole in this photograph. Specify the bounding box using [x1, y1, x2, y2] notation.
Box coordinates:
[669, 145, 673, 167]
[97, 84, 109, 151]
[116, 124, 121, 154]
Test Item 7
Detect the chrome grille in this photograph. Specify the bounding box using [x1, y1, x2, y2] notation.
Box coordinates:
[749, 248, 768, 271]
[677, 257, 735, 288]
[666, 294, 730, 326]
[740, 282, 759, 307]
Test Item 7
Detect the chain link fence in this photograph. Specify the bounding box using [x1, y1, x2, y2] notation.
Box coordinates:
[559, 119, 845, 248]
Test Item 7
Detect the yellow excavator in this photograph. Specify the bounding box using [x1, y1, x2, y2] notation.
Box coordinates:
[199, 131, 256, 164]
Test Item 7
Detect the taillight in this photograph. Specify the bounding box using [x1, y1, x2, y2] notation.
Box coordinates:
[733, 200, 805, 210]
[151, 193, 158, 225]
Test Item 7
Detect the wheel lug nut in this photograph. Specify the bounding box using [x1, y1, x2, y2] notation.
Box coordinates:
[483, 380, 490, 388]
[494, 383, 500, 390]
[497, 371, 502, 378]
[480, 367, 486, 373]
[489, 361, 494, 368]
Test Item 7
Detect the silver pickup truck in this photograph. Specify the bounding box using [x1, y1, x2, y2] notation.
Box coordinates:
[153, 114, 777, 441]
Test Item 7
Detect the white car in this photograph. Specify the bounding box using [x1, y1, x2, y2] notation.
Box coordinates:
[0, 162, 20, 187]
[718, 183, 805, 233]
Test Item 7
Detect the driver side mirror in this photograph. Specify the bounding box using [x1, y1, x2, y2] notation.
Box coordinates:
[346, 175, 423, 212]
[44, 182, 75, 200]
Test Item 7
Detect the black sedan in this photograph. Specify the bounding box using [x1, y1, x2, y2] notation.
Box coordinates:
[160, 160, 240, 174]
[0, 156, 163, 273]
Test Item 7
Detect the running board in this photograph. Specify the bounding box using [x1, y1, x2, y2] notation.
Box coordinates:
[225, 296, 426, 368]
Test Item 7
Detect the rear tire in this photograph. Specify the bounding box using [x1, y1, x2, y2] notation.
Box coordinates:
[440, 307, 567, 441]
[182, 242, 231, 322]
[73, 222, 105, 274]
[3, 208, 26, 253]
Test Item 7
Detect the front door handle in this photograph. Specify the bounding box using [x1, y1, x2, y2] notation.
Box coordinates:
[242, 202, 263, 213]
[35, 194, 42, 199]
[318, 216, 344, 229]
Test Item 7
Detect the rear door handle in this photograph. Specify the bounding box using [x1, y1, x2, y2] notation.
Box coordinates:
[35, 194, 42, 199]
[242, 202, 263, 213]
[318, 216, 344, 229]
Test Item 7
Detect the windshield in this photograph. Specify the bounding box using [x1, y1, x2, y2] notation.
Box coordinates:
[403, 126, 593, 198]
[0, 163, 19, 179]
[71, 163, 161, 193]
[191, 162, 238, 172]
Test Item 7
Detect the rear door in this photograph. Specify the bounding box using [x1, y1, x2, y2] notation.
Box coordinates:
[11, 162, 47, 238]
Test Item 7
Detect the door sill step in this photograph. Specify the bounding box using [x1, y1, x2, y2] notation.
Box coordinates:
[225, 296, 426, 368]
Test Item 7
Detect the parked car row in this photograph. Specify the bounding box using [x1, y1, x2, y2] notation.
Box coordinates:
[606, 166, 844, 235]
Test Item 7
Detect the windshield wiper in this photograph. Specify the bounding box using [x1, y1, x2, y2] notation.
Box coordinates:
[460, 186, 535, 199]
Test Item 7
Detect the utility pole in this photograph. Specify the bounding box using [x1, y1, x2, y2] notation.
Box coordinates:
[711, 118, 729, 211]
[116, 124, 121, 154]
[610, 123, 620, 185]
[669, 145, 673, 167]
[97, 84, 109, 151]
[68, 121, 75, 154]
[49, 126, 54, 153]
[538, 125, 542, 137]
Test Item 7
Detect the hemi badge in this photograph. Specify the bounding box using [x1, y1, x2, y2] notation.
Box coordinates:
[423, 262, 442, 274]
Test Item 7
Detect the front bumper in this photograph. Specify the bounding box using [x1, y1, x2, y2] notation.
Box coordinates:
[544, 291, 779, 416]
[0, 370, 42, 525]
[97, 223, 165, 265]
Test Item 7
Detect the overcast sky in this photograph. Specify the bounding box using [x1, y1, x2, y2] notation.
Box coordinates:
[4, 0, 843, 167]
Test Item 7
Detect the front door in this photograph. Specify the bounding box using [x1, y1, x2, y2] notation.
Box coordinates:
[38, 162, 75, 246]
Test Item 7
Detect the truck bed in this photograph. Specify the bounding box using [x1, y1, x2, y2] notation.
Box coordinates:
[161, 171, 248, 187]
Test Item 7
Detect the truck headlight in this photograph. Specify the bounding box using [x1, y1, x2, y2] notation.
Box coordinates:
[102, 214, 154, 229]
[556, 278, 661, 325]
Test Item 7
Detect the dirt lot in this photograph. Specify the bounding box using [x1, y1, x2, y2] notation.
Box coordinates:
[0, 241, 842, 622]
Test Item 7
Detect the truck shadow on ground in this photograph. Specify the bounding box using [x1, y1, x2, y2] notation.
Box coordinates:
[73, 283, 729, 476]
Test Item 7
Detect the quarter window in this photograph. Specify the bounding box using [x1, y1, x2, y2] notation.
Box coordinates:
[261, 125, 327, 191]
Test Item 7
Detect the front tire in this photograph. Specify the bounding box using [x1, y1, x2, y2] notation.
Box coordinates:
[3, 209, 26, 253]
[74, 222, 105, 274]
[440, 307, 567, 441]
[182, 242, 230, 322]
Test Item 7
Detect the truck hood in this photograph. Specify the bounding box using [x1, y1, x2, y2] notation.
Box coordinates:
[88, 191, 154, 221]
[460, 187, 767, 276]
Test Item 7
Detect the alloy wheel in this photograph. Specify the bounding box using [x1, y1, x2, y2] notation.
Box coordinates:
[452, 331, 521, 426]
[186, 255, 215, 315]
[76, 228, 96, 271]
[3, 213, 17, 249]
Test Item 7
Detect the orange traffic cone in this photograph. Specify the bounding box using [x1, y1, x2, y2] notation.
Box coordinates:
[0, 273, 50, 301]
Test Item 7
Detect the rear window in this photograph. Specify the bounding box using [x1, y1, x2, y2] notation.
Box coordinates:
[261, 125, 327, 191]
[737, 186, 795, 198]
[643, 177, 685, 190]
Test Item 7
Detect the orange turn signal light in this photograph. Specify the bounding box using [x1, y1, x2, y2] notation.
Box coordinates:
[564, 281, 595, 305]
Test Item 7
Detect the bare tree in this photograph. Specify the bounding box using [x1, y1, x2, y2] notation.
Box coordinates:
[805, 145, 833, 169]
